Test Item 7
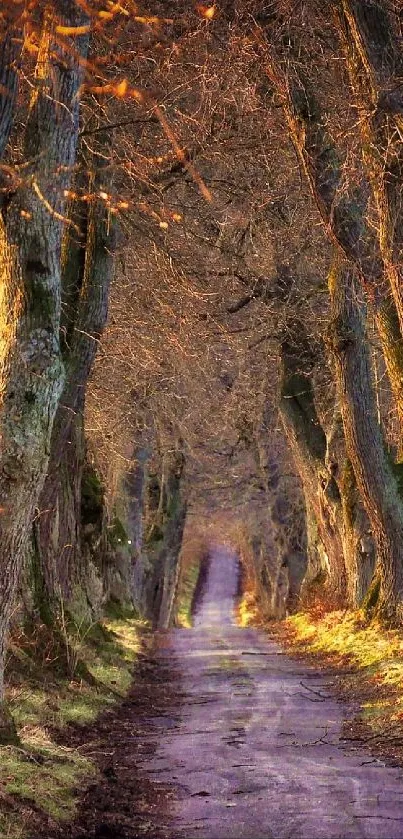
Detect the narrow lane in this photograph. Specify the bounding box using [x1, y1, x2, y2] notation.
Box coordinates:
[136, 546, 403, 838]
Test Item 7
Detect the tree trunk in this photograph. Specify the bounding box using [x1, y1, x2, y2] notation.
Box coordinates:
[34, 413, 85, 615]
[249, 417, 307, 618]
[265, 51, 403, 456]
[327, 261, 403, 618]
[126, 444, 152, 613]
[0, 5, 24, 161]
[36, 129, 116, 616]
[325, 408, 375, 605]
[279, 325, 347, 604]
[336, 0, 403, 338]
[0, 3, 88, 710]
[374, 301, 403, 460]
[148, 447, 187, 628]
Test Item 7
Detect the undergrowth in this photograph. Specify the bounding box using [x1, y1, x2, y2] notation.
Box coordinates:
[1, 615, 147, 838]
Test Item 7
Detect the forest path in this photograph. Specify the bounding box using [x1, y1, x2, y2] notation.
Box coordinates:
[133, 546, 403, 839]
[45, 547, 403, 839]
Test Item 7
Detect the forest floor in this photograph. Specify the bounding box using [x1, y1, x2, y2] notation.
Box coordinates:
[24, 547, 403, 839]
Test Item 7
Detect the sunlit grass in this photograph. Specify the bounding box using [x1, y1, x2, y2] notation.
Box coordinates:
[1, 728, 95, 821]
[280, 609, 403, 748]
[1, 616, 144, 838]
[176, 561, 202, 628]
[286, 610, 403, 681]
[238, 589, 259, 628]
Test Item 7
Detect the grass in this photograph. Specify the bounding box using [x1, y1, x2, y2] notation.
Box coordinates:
[237, 586, 403, 760]
[0, 615, 147, 838]
[176, 560, 203, 628]
[238, 589, 260, 628]
[284, 610, 403, 679]
[272, 608, 403, 759]
[0, 730, 94, 820]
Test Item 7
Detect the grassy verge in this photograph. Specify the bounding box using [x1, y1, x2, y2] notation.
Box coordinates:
[0, 615, 147, 838]
[270, 609, 403, 764]
[238, 587, 260, 628]
[175, 549, 210, 628]
[176, 561, 203, 628]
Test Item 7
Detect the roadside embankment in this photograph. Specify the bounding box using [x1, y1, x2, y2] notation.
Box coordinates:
[0, 613, 147, 838]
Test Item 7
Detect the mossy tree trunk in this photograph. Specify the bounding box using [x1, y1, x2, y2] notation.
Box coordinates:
[0, 5, 23, 162]
[279, 323, 348, 605]
[126, 443, 152, 612]
[325, 408, 375, 605]
[246, 412, 307, 618]
[328, 261, 403, 619]
[35, 127, 116, 618]
[148, 445, 187, 629]
[266, 52, 403, 457]
[335, 0, 403, 340]
[0, 3, 88, 716]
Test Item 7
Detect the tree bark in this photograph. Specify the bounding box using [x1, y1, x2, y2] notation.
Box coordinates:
[265, 50, 403, 455]
[126, 443, 152, 613]
[36, 130, 116, 615]
[327, 260, 403, 618]
[0, 2, 88, 707]
[0, 4, 24, 161]
[148, 446, 187, 629]
[325, 407, 375, 605]
[335, 0, 403, 338]
[279, 324, 347, 604]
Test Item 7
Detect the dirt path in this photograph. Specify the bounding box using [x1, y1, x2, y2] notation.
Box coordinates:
[42, 546, 403, 838]
[134, 546, 403, 839]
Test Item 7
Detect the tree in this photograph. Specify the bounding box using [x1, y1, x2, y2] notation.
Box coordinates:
[256, 2, 403, 614]
[328, 259, 403, 618]
[35, 125, 116, 621]
[0, 1, 89, 727]
[0, 2, 24, 160]
[335, 0, 403, 338]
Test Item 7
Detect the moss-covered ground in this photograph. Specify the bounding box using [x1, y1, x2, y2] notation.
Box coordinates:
[0, 615, 146, 838]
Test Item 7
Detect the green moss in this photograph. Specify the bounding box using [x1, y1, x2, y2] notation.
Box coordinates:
[108, 515, 128, 548]
[176, 561, 202, 628]
[26, 275, 55, 321]
[81, 464, 104, 526]
[104, 598, 139, 621]
[362, 575, 381, 617]
[1, 733, 95, 823]
[166, 491, 180, 520]
[341, 459, 357, 527]
[145, 522, 164, 546]
[1, 616, 143, 839]
[280, 370, 327, 462]
[147, 474, 161, 511]
[391, 459, 403, 496]
[0, 703, 20, 746]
